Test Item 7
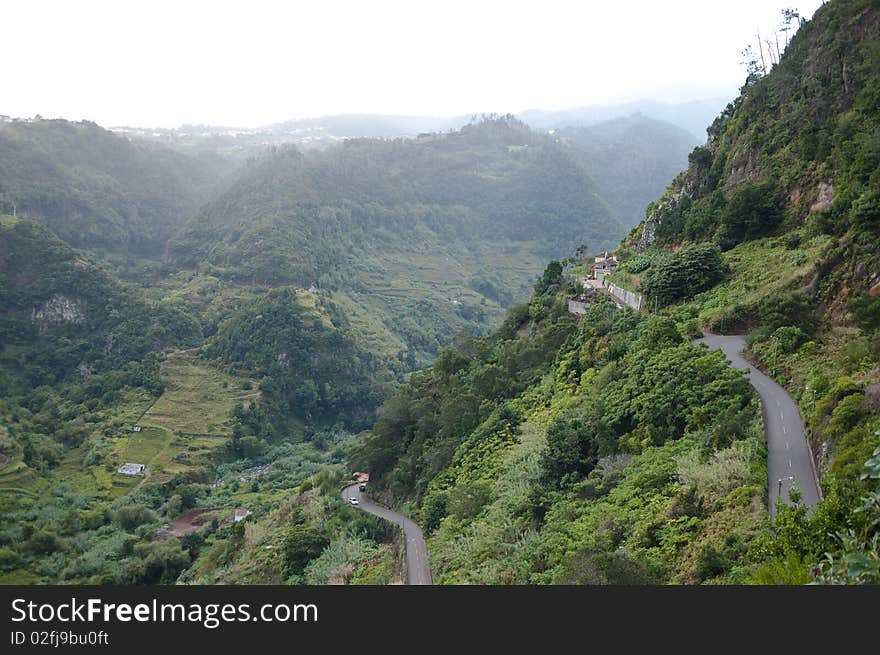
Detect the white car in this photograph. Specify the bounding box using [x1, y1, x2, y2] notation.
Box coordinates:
[349, 498, 359, 506]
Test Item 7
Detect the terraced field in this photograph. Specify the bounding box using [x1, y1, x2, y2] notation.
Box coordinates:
[0, 351, 257, 498]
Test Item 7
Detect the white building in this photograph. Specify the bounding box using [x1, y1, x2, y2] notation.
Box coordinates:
[118, 463, 146, 476]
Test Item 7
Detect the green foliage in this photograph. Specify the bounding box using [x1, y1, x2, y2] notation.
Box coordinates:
[641, 244, 727, 307]
[358, 262, 764, 584]
[848, 291, 880, 331]
[603, 343, 752, 449]
[620, 251, 658, 274]
[205, 288, 388, 431]
[534, 261, 564, 297]
[541, 416, 600, 488]
[112, 505, 157, 531]
[447, 479, 494, 520]
[0, 218, 199, 396]
[352, 295, 576, 496]
[282, 512, 330, 577]
[0, 119, 231, 256]
[557, 548, 656, 584]
[752, 291, 817, 334]
[126, 539, 192, 584]
[716, 182, 786, 250]
[772, 326, 806, 353]
[863, 442, 880, 481]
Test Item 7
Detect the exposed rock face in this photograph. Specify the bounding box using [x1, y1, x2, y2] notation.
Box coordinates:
[865, 384, 880, 411]
[725, 147, 760, 188]
[639, 212, 660, 250]
[639, 188, 690, 250]
[810, 181, 835, 213]
[31, 294, 85, 332]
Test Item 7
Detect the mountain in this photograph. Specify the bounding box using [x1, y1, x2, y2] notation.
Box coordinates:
[168, 116, 624, 365]
[519, 97, 731, 141]
[204, 287, 389, 431]
[0, 215, 200, 395]
[353, 0, 880, 585]
[0, 119, 235, 256]
[0, 213, 386, 585]
[557, 115, 699, 226]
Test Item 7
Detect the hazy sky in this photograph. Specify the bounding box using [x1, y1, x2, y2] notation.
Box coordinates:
[3, 0, 825, 128]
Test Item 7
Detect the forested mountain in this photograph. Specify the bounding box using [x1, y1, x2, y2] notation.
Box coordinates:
[0, 114, 626, 584]
[204, 288, 389, 431]
[169, 116, 621, 279]
[558, 115, 699, 226]
[0, 215, 389, 584]
[519, 97, 728, 141]
[2, 0, 877, 587]
[354, 0, 880, 585]
[0, 119, 234, 256]
[167, 116, 624, 365]
[0, 215, 200, 395]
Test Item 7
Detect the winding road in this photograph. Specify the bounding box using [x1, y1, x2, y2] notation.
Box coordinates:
[697, 334, 821, 515]
[341, 483, 432, 585]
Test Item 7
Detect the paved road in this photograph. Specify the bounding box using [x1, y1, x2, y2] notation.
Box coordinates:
[341, 484, 432, 585]
[696, 334, 820, 516]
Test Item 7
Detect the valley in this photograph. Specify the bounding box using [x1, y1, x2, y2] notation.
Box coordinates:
[1, 0, 878, 587]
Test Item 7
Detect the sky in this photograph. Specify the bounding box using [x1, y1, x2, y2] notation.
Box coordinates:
[2, 0, 826, 128]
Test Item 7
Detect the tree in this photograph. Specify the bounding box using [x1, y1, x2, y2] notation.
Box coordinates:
[282, 519, 329, 576]
[641, 244, 727, 306]
[534, 260, 564, 296]
[541, 417, 600, 487]
[716, 182, 785, 249]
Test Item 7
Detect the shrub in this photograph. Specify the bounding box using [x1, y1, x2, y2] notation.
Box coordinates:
[752, 291, 816, 333]
[282, 520, 329, 576]
[641, 244, 727, 307]
[716, 181, 785, 250]
[0, 547, 21, 571]
[541, 417, 600, 487]
[113, 505, 157, 531]
[784, 233, 802, 250]
[447, 479, 494, 520]
[773, 326, 805, 353]
[695, 545, 727, 581]
[848, 291, 880, 331]
[24, 529, 61, 555]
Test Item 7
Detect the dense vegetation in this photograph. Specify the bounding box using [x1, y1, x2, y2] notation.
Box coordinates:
[601, 0, 880, 582]
[166, 116, 624, 366]
[0, 120, 233, 255]
[3, 0, 878, 586]
[0, 214, 394, 583]
[354, 264, 767, 583]
[204, 288, 389, 431]
[0, 216, 200, 395]
[350, 0, 880, 585]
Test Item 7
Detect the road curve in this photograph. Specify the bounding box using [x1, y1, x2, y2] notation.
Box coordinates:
[341, 483, 432, 585]
[696, 334, 820, 516]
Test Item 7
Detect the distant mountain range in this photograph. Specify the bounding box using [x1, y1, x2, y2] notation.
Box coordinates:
[103, 96, 729, 149]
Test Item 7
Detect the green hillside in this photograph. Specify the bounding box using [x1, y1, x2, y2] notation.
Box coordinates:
[0, 216, 201, 393]
[617, 0, 880, 483]
[0, 119, 233, 256]
[354, 0, 880, 585]
[167, 116, 624, 365]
